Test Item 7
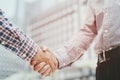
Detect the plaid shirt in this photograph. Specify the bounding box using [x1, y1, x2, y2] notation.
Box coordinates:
[0, 9, 39, 61]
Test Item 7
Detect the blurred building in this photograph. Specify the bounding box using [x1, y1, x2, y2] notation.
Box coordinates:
[28, 0, 80, 50]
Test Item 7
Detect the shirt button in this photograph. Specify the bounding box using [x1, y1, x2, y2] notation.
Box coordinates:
[22, 54, 26, 58]
[108, 47, 112, 50]
[104, 30, 108, 33]
[1, 41, 5, 45]
[63, 63, 66, 66]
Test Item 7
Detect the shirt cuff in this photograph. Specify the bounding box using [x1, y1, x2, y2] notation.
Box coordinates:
[53, 48, 69, 69]
[53, 47, 86, 69]
[17, 38, 40, 61]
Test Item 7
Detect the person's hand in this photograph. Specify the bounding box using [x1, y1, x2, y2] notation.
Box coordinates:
[30, 46, 58, 76]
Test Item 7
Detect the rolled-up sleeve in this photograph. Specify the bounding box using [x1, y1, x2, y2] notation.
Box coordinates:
[0, 9, 39, 61]
[54, 2, 97, 69]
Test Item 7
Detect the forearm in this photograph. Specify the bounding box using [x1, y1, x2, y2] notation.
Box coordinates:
[0, 9, 39, 61]
[54, 30, 96, 69]
[54, 2, 97, 68]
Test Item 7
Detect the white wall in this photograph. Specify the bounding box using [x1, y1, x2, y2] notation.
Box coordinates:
[0, 0, 16, 17]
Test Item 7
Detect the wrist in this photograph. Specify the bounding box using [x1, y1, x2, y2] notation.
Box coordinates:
[32, 48, 42, 61]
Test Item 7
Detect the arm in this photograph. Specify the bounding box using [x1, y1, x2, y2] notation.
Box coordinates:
[0, 9, 39, 61]
[54, 2, 97, 69]
[0, 10, 58, 76]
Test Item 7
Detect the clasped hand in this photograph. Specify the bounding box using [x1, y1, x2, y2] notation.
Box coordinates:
[30, 46, 58, 77]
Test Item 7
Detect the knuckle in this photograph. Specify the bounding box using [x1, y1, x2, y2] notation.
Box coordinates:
[39, 62, 46, 66]
[34, 67, 38, 71]
[44, 65, 49, 69]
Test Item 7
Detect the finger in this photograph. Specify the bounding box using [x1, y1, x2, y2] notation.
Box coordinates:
[41, 68, 51, 77]
[30, 60, 37, 67]
[45, 48, 55, 61]
[39, 65, 50, 74]
[40, 47, 57, 73]
[48, 69, 53, 76]
[45, 51, 57, 72]
[45, 55, 56, 73]
[51, 55, 58, 67]
[40, 45, 48, 52]
[50, 69, 53, 76]
[34, 62, 46, 71]
[48, 50, 58, 71]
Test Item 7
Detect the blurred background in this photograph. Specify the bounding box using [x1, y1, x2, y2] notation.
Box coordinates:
[0, 0, 97, 80]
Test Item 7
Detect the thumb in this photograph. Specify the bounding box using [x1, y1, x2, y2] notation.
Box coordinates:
[30, 60, 37, 67]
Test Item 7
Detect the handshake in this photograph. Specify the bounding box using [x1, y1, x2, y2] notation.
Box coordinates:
[30, 46, 58, 77]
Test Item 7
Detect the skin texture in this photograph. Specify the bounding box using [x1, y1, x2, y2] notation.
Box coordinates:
[30, 46, 58, 76]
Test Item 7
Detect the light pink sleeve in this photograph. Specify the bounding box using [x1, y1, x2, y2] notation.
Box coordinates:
[54, 2, 97, 69]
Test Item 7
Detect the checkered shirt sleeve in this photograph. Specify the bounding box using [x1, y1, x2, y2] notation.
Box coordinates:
[0, 9, 39, 61]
